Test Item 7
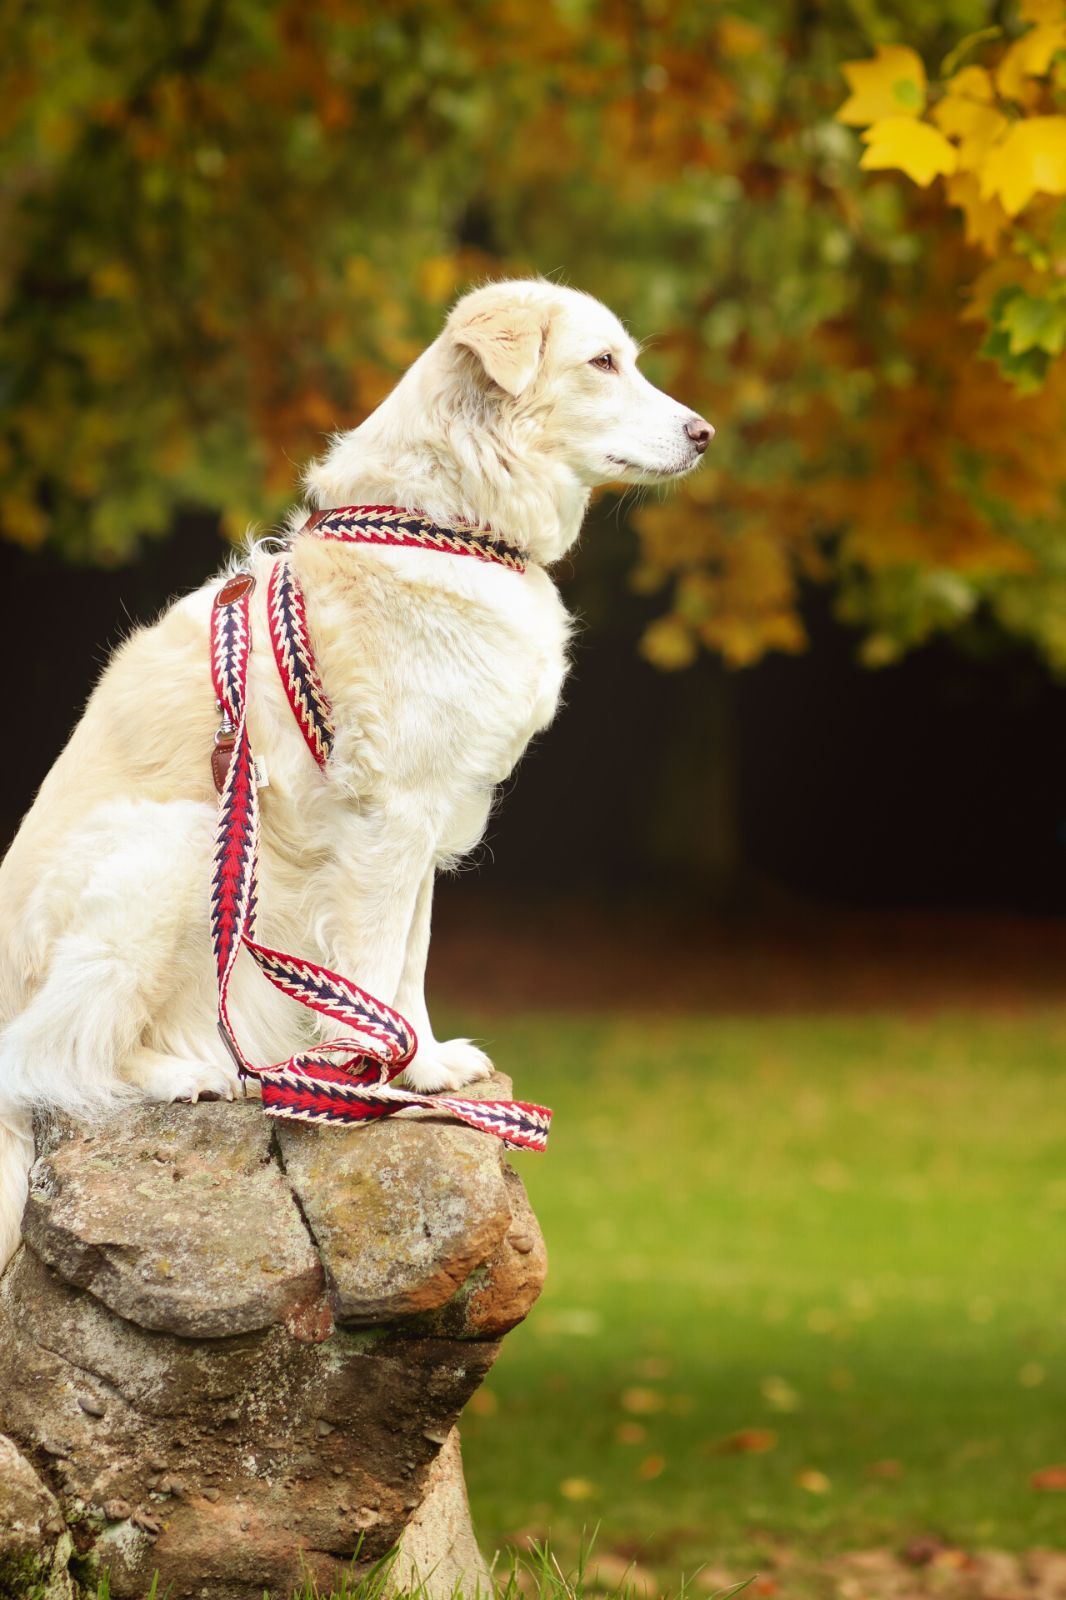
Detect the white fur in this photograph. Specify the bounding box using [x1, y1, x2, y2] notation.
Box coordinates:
[0, 279, 710, 1271]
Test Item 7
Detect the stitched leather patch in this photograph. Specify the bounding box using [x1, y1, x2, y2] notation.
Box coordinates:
[212, 737, 235, 794]
[215, 572, 256, 608]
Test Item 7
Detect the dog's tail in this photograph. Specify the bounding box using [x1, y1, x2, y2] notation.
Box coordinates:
[0, 1108, 33, 1276]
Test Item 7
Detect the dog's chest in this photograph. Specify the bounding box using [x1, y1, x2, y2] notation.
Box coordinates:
[398, 567, 570, 787]
[311, 557, 570, 840]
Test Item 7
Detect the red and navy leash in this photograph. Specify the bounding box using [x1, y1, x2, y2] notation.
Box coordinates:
[209, 506, 552, 1152]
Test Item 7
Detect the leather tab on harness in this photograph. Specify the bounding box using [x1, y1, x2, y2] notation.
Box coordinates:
[215, 572, 256, 608]
[211, 732, 236, 795]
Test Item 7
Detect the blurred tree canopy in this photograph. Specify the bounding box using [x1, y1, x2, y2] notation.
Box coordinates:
[8, 0, 1066, 670]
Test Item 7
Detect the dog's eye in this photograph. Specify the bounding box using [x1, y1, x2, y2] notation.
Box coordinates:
[590, 352, 615, 372]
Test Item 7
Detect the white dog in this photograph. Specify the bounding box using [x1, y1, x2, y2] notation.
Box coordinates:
[0, 279, 711, 1270]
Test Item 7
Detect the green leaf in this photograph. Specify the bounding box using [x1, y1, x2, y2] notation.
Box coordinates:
[999, 292, 1066, 357]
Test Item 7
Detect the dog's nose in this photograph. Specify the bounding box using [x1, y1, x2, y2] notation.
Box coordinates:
[685, 415, 714, 455]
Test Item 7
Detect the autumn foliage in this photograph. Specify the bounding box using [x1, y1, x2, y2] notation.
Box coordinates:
[839, 1, 1066, 390]
[5, 2, 1066, 669]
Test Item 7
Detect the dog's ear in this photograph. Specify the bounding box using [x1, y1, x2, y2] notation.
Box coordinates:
[450, 301, 547, 398]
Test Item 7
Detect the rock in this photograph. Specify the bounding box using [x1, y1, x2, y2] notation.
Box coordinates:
[390, 1429, 491, 1597]
[276, 1075, 524, 1324]
[461, 1167, 548, 1338]
[0, 1435, 75, 1599]
[0, 1080, 546, 1598]
[23, 1103, 323, 1339]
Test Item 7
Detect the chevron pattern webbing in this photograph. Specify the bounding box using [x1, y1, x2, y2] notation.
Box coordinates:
[303, 504, 528, 572]
[208, 516, 551, 1152]
[267, 556, 335, 768]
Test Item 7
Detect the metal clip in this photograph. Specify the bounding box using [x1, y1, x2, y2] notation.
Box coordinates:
[217, 1021, 250, 1095]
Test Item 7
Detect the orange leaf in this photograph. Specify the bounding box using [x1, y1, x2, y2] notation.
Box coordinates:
[717, 1428, 779, 1454]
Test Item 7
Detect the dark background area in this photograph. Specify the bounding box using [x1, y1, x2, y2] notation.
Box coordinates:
[6, 501, 1066, 921]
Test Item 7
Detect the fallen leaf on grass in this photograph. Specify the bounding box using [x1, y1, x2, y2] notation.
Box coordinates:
[761, 1376, 800, 1413]
[621, 1386, 664, 1415]
[795, 1468, 831, 1494]
[865, 1458, 903, 1479]
[714, 1429, 778, 1455]
[638, 1454, 666, 1480]
[616, 1421, 647, 1445]
[559, 1477, 598, 1500]
[1031, 1464, 1066, 1491]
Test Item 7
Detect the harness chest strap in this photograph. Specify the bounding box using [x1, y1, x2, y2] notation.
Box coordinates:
[207, 508, 551, 1151]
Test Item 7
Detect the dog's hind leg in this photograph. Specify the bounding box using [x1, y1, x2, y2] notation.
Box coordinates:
[0, 798, 238, 1123]
[0, 1110, 33, 1275]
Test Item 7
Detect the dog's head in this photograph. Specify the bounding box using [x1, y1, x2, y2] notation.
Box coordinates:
[306, 278, 712, 562]
[446, 279, 713, 486]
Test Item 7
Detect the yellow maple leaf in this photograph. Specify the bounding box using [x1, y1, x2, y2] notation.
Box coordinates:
[860, 117, 957, 186]
[944, 65, 994, 102]
[932, 95, 1008, 172]
[980, 116, 1066, 213]
[957, 110, 1009, 173]
[1020, 0, 1066, 29]
[838, 46, 926, 128]
[945, 172, 1009, 252]
[996, 21, 1066, 99]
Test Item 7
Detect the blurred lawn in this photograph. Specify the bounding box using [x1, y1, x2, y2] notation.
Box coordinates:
[449, 1010, 1066, 1575]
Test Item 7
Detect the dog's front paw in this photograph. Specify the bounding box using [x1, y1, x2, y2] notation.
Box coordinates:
[124, 1049, 240, 1105]
[402, 1038, 494, 1094]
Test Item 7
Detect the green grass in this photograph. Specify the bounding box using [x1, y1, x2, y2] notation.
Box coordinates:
[448, 1009, 1066, 1576]
[91, 1537, 732, 1600]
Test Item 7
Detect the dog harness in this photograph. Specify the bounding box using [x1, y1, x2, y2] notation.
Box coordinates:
[209, 505, 552, 1151]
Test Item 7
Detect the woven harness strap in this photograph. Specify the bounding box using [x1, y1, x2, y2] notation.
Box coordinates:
[210, 510, 551, 1152]
[306, 504, 528, 571]
[265, 507, 527, 770]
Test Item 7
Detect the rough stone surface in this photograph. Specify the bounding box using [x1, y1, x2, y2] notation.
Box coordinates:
[0, 1078, 547, 1599]
[391, 1430, 491, 1598]
[462, 1168, 549, 1340]
[24, 1104, 323, 1339]
[276, 1082, 516, 1324]
[0, 1436, 74, 1599]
